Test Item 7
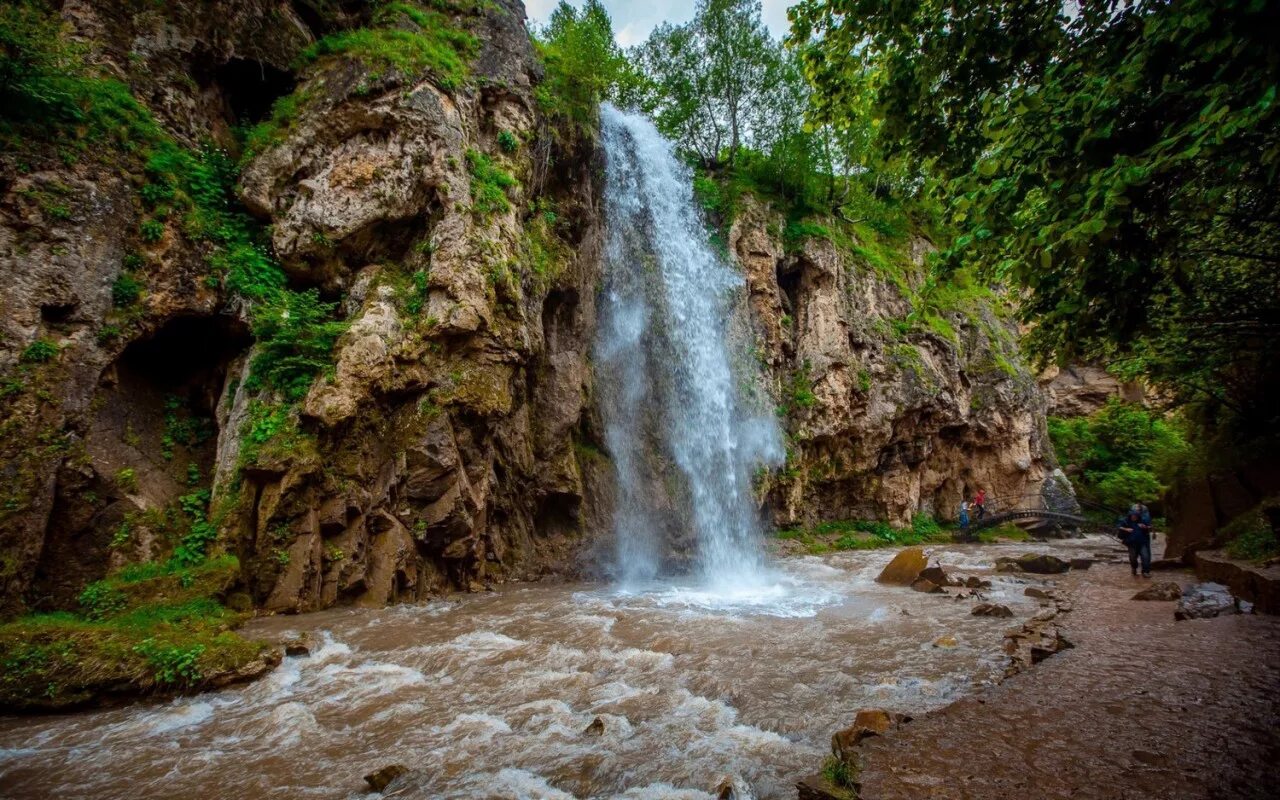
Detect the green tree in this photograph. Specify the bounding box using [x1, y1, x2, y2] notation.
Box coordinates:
[790, 0, 1280, 450]
[633, 0, 785, 168]
[533, 0, 644, 132]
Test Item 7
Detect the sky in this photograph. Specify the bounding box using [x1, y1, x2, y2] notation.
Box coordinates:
[522, 0, 794, 47]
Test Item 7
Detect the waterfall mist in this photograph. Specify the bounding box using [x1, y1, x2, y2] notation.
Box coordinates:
[595, 103, 784, 590]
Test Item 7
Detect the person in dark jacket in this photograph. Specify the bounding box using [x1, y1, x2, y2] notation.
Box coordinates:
[1117, 509, 1152, 577]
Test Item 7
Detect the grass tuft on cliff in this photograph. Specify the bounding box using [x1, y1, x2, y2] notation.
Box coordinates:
[298, 1, 478, 89]
[0, 556, 271, 712]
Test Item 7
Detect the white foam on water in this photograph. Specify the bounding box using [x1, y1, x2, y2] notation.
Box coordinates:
[476, 767, 578, 800]
[144, 701, 214, 735]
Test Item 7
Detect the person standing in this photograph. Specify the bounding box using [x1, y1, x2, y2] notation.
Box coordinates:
[973, 488, 987, 520]
[959, 499, 971, 536]
[1118, 508, 1152, 577]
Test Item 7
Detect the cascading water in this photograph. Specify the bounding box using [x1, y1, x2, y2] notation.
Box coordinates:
[595, 103, 783, 591]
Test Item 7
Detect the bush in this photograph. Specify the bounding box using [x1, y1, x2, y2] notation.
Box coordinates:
[247, 289, 347, 401]
[111, 273, 142, 307]
[1222, 500, 1279, 562]
[466, 149, 517, 216]
[497, 130, 519, 153]
[19, 339, 58, 362]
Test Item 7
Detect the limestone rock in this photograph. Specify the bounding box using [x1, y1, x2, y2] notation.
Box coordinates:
[831, 709, 910, 761]
[796, 775, 858, 800]
[1175, 583, 1239, 620]
[933, 635, 959, 648]
[909, 577, 945, 594]
[995, 554, 1071, 574]
[972, 603, 1014, 618]
[1132, 582, 1183, 601]
[876, 547, 927, 585]
[918, 565, 958, 586]
[364, 764, 409, 793]
[1024, 586, 1053, 600]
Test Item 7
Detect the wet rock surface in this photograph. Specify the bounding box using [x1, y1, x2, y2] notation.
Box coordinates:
[1133, 581, 1183, 601]
[363, 764, 408, 792]
[1175, 583, 1241, 620]
[876, 546, 928, 585]
[995, 553, 1071, 574]
[857, 561, 1280, 799]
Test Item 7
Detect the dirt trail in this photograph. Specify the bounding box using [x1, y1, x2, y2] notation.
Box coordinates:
[857, 559, 1280, 800]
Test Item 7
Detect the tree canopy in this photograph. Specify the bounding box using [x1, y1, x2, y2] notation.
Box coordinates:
[790, 0, 1280, 449]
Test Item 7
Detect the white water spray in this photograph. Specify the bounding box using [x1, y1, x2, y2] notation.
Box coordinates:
[595, 103, 784, 590]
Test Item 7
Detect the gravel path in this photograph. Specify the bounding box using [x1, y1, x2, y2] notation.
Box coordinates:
[857, 560, 1280, 800]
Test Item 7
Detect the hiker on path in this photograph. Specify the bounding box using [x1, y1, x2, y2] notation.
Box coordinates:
[1117, 507, 1153, 578]
[959, 500, 971, 535]
[972, 489, 987, 520]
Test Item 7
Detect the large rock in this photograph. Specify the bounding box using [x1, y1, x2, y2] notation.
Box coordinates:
[364, 764, 409, 793]
[918, 565, 959, 586]
[972, 603, 1014, 617]
[995, 554, 1071, 574]
[1132, 582, 1182, 601]
[909, 577, 945, 594]
[876, 547, 928, 585]
[797, 775, 858, 800]
[1175, 583, 1240, 620]
[830, 709, 912, 761]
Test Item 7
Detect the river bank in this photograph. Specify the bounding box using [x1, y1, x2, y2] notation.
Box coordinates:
[855, 552, 1280, 800]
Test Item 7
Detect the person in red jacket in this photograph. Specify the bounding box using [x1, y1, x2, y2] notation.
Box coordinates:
[973, 489, 987, 520]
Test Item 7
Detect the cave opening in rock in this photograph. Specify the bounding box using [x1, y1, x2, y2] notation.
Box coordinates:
[31, 315, 252, 609]
[213, 58, 297, 126]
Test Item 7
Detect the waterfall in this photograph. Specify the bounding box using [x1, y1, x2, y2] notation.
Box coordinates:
[595, 103, 784, 590]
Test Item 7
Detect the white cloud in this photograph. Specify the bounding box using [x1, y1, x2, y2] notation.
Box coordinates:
[522, 0, 794, 46]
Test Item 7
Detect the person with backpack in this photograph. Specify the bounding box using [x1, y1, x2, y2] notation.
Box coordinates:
[972, 488, 987, 520]
[1117, 507, 1152, 578]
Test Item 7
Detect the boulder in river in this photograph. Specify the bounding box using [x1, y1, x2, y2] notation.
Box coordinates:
[933, 634, 959, 648]
[964, 576, 992, 589]
[364, 764, 409, 793]
[797, 774, 858, 800]
[831, 709, 911, 761]
[713, 777, 737, 799]
[876, 547, 927, 585]
[909, 577, 945, 594]
[584, 716, 605, 736]
[995, 554, 1071, 574]
[1024, 586, 1053, 600]
[972, 603, 1014, 618]
[1133, 582, 1183, 601]
[1175, 583, 1239, 620]
[918, 565, 958, 586]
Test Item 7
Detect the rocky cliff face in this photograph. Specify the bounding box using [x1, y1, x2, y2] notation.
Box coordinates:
[0, 0, 610, 615]
[728, 197, 1073, 528]
[1036, 363, 1146, 418]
